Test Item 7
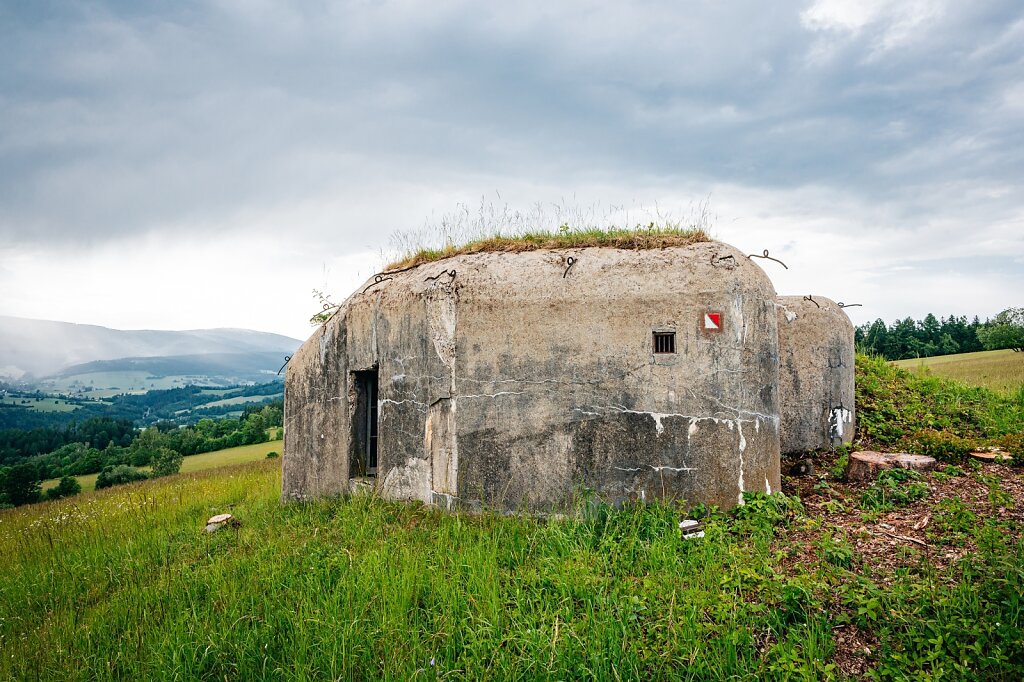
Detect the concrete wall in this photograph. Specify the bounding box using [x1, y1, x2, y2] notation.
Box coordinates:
[776, 295, 855, 454]
[285, 241, 783, 510]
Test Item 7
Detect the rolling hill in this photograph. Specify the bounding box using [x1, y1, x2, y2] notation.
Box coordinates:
[0, 315, 301, 383]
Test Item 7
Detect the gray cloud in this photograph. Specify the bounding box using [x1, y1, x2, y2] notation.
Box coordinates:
[0, 1, 1022, 335]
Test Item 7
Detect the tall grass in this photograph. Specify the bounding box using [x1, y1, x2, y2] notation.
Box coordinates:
[892, 349, 1024, 394]
[2, 462, 1022, 680]
[384, 197, 714, 270]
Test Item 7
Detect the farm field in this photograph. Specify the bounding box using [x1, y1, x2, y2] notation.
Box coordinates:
[197, 394, 281, 410]
[892, 349, 1024, 393]
[40, 438, 282, 493]
[0, 396, 79, 412]
[41, 371, 215, 397]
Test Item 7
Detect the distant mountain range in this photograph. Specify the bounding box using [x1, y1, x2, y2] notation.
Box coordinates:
[0, 315, 302, 384]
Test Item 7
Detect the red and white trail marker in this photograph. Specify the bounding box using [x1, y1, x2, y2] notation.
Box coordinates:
[702, 311, 722, 332]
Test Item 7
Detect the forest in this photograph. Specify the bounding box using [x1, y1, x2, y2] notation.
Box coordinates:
[855, 308, 1023, 360]
[0, 381, 282, 430]
[0, 401, 282, 507]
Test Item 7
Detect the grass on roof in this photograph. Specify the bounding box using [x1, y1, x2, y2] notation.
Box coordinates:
[385, 225, 711, 271]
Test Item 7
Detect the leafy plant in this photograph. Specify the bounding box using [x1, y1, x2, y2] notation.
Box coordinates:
[817, 537, 855, 569]
[904, 429, 972, 463]
[929, 498, 976, 546]
[150, 446, 183, 478]
[932, 464, 965, 482]
[860, 468, 929, 511]
[46, 475, 81, 501]
[95, 464, 149, 489]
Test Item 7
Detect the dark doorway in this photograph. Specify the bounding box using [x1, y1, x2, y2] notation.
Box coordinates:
[352, 370, 379, 476]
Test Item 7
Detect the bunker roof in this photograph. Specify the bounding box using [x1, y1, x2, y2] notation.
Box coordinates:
[385, 226, 710, 270]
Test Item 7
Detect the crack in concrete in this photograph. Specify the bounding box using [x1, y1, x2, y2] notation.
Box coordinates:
[614, 464, 696, 474]
[458, 391, 529, 400]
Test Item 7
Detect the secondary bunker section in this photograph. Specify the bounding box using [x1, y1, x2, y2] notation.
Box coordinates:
[284, 242, 784, 511]
[776, 295, 855, 454]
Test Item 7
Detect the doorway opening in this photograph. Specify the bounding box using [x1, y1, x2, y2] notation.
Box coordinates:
[352, 369, 379, 477]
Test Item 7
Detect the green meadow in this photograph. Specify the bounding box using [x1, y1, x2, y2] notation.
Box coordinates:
[892, 349, 1024, 394]
[0, 396, 79, 413]
[3, 356, 1023, 680]
[2, 458, 1022, 680]
[40, 439, 282, 493]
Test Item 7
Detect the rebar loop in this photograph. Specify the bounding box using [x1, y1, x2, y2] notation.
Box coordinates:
[362, 274, 392, 293]
[837, 302, 863, 308]
[747, 249, 788, 269]
[425, 269, 457, 282]
[563, 256, 577, 278]
[277, 356, 292, 375]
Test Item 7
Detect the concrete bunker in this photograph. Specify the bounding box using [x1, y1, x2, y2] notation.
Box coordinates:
[776, 295, 855, 454]
[283, 240, 785, 511]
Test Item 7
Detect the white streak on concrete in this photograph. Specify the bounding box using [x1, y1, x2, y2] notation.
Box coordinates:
[615, 464, 696, 474]
[737, 421, 746, 506]
[380, 398, 428, 411]
[765, 477, 772, 495]
[829, 406, 853, 440]
[458, 391, 527, 400]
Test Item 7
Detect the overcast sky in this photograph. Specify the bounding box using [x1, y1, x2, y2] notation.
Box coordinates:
[1, 0, 1021, 341]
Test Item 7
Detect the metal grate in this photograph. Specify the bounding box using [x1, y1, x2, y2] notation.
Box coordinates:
[653, 331, 676, 354]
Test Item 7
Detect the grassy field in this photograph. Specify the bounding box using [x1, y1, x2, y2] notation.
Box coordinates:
[4, 358, 1023, 679]
[892, 349, 1024, 393]
[199, 394, 282, 410]
[40, 439, 282, 493]
[40, 371, 209, 397]
[0, 396, 80, 412]
[2, 458, 1022, 680]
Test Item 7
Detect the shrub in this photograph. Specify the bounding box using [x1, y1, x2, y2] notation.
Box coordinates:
[1, 462, 42, 506]
[902, 428, 973, 463]
[46, 476, 82, 501]
[266, 451, 280, 459]
[150, 447, 183, 478]
[991, 433, 1023, 463]
[729, 492, 804, 536]
[95, 465, 149, 490]
[861, 468, 930, 511]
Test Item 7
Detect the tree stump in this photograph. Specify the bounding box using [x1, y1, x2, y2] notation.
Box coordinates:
[846, 451, 936, 481]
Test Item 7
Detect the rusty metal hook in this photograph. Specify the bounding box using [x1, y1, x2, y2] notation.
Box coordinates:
[277, 355, 292, 375]
[425, 269, 457, 282]
[838, 302, 863, 308]
[563, 256, 577, 278]
[747, 249, 788, 269]
[803, 295, 820, 309]
[362, 274, 392, 293]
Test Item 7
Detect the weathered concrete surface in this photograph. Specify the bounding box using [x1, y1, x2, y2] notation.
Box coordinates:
[776, 295, 855, 454]
[284, 241, 782, 511]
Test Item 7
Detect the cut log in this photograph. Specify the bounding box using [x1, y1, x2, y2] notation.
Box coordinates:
[970, 448, 1010, 463]
[846, 451, 936, 481]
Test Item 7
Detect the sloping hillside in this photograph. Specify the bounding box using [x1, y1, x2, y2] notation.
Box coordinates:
[0, 315, 301, 381]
